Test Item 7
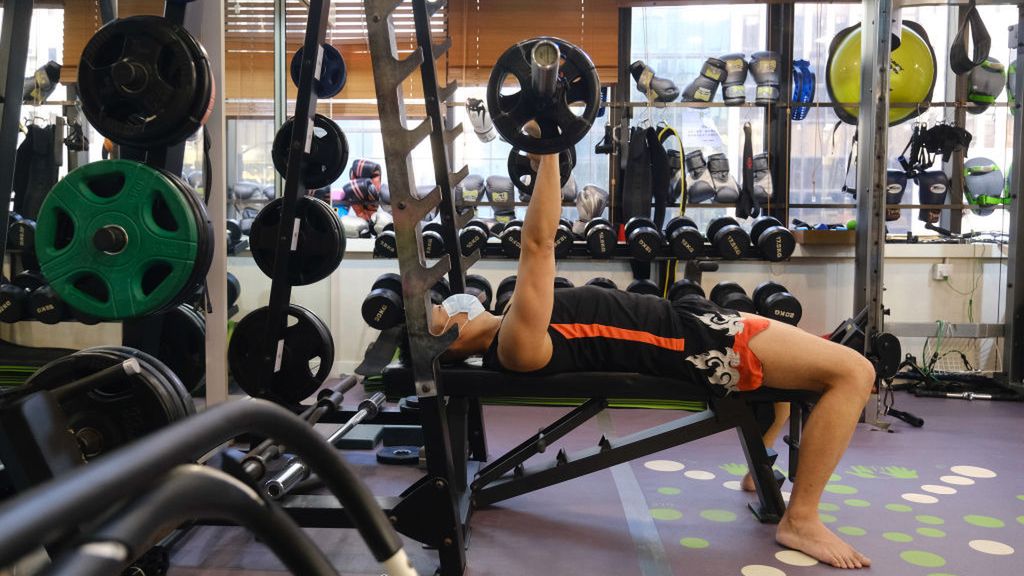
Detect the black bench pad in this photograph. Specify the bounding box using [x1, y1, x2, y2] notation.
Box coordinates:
[382, 360, 819, 404]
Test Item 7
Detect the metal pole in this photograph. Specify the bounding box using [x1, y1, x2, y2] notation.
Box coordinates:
[853, 0, 892, 344]
[0, 0, 34, 264]
[273, 0, 287, 199]
[941, 5, 967, 234]
[1004, 6, 1024, 390]
[766, 2, 794, 226]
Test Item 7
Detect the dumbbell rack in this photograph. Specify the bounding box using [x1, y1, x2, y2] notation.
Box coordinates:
[363, 1, 479, 573]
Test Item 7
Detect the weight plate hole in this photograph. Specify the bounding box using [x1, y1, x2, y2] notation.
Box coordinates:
[54, 208, 75, 250]
[86, 172, 126, 198]
[141, 262, 172, 296]
[151, 194, 180, 232]
[73, 274, 110, 304]
[499, 74, 521, 97]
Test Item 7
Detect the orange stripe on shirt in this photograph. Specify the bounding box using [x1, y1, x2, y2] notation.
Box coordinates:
[550, 323, 685, 352]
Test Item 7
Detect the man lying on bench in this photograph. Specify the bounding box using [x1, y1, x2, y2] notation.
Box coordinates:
[427, 152, 874, 569]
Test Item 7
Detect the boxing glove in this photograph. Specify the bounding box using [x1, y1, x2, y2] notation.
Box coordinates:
[707, 153, 739, 203]
[885, 170, 908, 221]
[684, 150, 717, 204]
[576, 184, 609, 221]
[466, 97, 497, 143]
[749, 51, 781, 104]
[561, 173, 579, 203]
[629, 60, 680, 102]
[720, 53, 748, 106]
[349, 159, 382, 189]
[681, 58, 726, 106]
[342, 178, 380, 205]
[752, 152, 773, 204]
[371, 209, 393, 236]
[378, 183, 391, 207]
[455, 174, 485, 205]
[341, 214, 370, 238]
[915, 170, 949, 224]
[666, 149, 683, 204]
[486, 175, 516, 224]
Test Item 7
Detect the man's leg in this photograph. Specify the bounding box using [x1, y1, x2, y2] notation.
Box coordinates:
[742, 316, 874, 569]
[741, 402, 791, 492]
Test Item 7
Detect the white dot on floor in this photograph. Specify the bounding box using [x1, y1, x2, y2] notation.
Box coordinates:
[902, 493, 939, 504]
[775, 550, 818, 567]
[684, 470, 715, 480]
[741, 565, 787, 576]
[969, 539, 1015, 555]
[950, 465, 997, 479]
[644, 460, 684, 472]
[921, 484, 957, 495]
[723, 480, 743, 491]
[940, 475, 975, 486]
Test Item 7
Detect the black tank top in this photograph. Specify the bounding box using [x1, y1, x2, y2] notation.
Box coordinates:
[482, 286, 717, 380]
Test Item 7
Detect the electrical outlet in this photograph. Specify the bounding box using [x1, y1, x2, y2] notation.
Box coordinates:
[933, 263, 952, 281]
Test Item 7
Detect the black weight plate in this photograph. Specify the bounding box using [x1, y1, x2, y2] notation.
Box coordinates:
[626, 279, 660, 296]
[585, 277, 618, 290]
[226, 272, 241, 308]
[249, 196, 344, 286]
[228, 304, 334, 404]
[272, 114, 348, 190]
[487, 37, 601, 155]
[85, 346, 194, 422]
[398, 395, 419, 414]
[290, 43, 347, 99]
[156, 304, 206, 394]
[377, 445, 420, 465]
[159, 169, 214, 314]
[507, 145, 575, 195]
[78, 16, 213, 149]
[24, 348, 185, 459]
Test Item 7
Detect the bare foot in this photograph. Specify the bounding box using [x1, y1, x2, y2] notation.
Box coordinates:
[740, 473, 756, 492]
[776, 514, 872, 569]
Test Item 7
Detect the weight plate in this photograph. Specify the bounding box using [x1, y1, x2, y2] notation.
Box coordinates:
[226, 272, 241, 308]
[249, 196, 344, 286]
[228, 304, 334, 404]
[160, 169, 214, 314]
[156, 304, 206, 394]
[376, 445, 420, 465]
[507, 145, 575, 195]
[486, 37, 601, 155]
[272, 114, 348, 190]
[87, 346, 195, 421]
[290, 43, 347, 99]
[78, 16, 214, 149]
[36, 160, 208, 319]
[24, 347, 190, 459]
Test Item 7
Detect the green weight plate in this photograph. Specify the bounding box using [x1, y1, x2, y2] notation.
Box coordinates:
[36, 160, 203, 319]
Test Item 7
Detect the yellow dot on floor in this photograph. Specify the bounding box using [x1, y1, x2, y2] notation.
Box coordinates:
[964, 515, 1004, 528]
[657, 487, 681, 495]
[649, 508, 682, 521]
[824, 484, 858, 495]
[916, 527, 946, 538]
[819, 503, 840, 512]
[900, 550, 947, 568]
[844, 498, 870, 508]
[679, 537, 709, 549]
[700, 509, 736, 522]
[886, 503, 913, 512]
[819, 513, 837, 524]
[884, 531, 914, 543]
[916, 515, 945, 525]
[775, 550, 818, 567]
[838, 526, 867, 536]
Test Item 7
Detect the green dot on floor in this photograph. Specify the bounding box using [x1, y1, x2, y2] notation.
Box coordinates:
[679, 537, 709, 549]
[658, 487, 681, 496]
[838, 526, 866, 536]
[916, 527, 946, 538]
[900, 550, 947, 568]
[964, 515, 1005, 528]
[819, 513, 838, 523]
[1016, 495, 1024, 501]
[819, 503, 840, 512]
[650, 508, 682, 521]
[883, 531, 914, 543]
[845, 498, 871, 508]
[1017, 515, 1024, 526]
[887, 503, 913, 512]
[700, 509, 737, 522]
[830, 473, 842, 482]
[916, 515, 945, 525]
[825, 484, 858, 495]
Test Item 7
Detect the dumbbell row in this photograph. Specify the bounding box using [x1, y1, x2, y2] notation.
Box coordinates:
[373, 215, 795, 262]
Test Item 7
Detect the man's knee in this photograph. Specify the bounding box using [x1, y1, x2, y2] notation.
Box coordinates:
[827, 348, 875, 402]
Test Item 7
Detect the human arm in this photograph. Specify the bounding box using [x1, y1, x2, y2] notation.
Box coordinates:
[497, 153, 560, 371]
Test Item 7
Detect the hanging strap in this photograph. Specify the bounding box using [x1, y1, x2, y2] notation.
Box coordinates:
[950, 0, 991, 75]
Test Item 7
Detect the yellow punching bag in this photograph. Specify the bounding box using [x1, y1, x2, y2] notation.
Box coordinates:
[827, 20, 937, 126]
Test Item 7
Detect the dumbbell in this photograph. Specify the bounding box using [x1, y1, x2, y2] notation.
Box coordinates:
[0, 271, 45, 323]
[668, 279, 705, 302]
[626, 278, 661, 296]
[8, 218, 39, 269]
[625, 217, 663, 261]
[373, 223, 397, 258]
[752, 281, 802, 325]
[709, 281, 756, 313]
[664, 216, 704, 260]
[554, 276, 575, 289]
[494, 275, 517, 314]
[465, 274, 494, 310]
[554, 219, 575, 259]
[422, 222, 446, 259]
[499, 220, 524, 258]
[459, 220, 491, 256]
[706, 217, 751, 260]
[226, 271, 241, 309]
[361, 274, 450, 330]
[584, 218, 615, 259]
[586, 277, 618, 290]
[750, 216, 795, 262]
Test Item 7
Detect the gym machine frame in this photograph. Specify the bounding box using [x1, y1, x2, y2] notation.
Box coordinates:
[0, 1, 34, 276]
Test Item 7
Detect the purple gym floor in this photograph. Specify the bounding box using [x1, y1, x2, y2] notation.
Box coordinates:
[169, 393, 1024, 576]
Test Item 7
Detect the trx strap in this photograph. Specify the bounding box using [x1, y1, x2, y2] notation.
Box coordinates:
[737, 121, 756, 219]
[950, 0, 991, 75]
[791, 60, 815, 121]
[646, 127, 669, 229]
[12, 124, 60, 220]
[657, 124, 686, 215]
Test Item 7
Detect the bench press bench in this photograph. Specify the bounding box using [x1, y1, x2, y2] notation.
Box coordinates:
[383, 359, 819, 523]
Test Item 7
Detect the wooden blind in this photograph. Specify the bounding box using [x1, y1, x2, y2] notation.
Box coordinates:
[447, 0, 621, 86]
[62, 0, 166, 84]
